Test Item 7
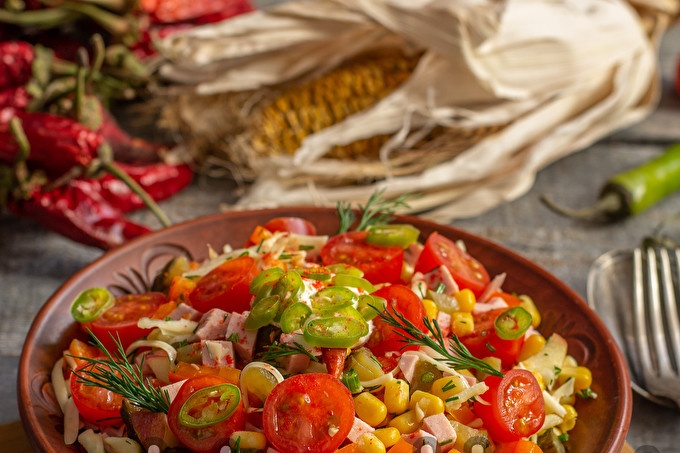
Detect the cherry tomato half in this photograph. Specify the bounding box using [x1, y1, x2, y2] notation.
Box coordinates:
[414, 232, 490, 297]
[364, 284, 426, 357]
[188, 255, 258, 313]
[459, 308, 525, 368]
[69, 365, 124, 427]
[263, 373, 354, 453]
[83, 292, 166, 353]
[168, 375, 246, 453]
[245, 217, 318, 247]
[473, 369, 545, 443]
[321, 230, 404, 284]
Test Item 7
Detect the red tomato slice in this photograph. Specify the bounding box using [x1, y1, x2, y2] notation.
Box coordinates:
[320, 231, 404, 284]
[168, 375, 246, 453]
[459, 308, 524, 368]
[245, 217, 318, 247]
[83, 292, 166, 353]
[263, 373, 354, 453]
[473, 369, 545, 443]
[414, 232, 490, 297]
[364, 284, 426, 357]
[188, 255, 258, 313]
[70, 365, 124, 427]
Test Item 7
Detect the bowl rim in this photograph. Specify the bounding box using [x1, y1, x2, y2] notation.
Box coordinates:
[18, 207, 633, 453]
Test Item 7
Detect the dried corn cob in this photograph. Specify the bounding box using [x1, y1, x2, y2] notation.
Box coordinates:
[243, 51, 422, 160]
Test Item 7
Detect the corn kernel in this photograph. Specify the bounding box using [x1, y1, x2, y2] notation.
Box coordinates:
[519, 295, 541, 328]
[558, 404, 578, 432]
[517, 333, 547, 362]
[450, 311, 474, 337]
[454, 289, 476, 312]
[422, 299, 438, 321]
[354, 392, 388, 427]
[357, 433, 387, 453]
[383, 379, 410, 414]
[556, 366, 592, 391]
[230, 431, 267, 450]
[388, 410, 420, 434]
[373, 427, 401, 448]
[430, 375, 467, 407]
[529, 370, 546, 391]
[409, 390, 445, 417]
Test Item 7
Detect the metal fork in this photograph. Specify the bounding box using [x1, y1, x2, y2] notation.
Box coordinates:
[633, 247, 680, 407]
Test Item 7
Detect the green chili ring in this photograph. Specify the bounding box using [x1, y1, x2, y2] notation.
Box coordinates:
[70, 287, 115, 323]
[178, 383, 241, 428]
[494, 306, 532, 340]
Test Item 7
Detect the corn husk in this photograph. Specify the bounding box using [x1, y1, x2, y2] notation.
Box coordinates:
[155, 0, 680, 221]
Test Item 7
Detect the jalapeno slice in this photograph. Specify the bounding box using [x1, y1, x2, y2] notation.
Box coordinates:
[494, 306, 533, 340]
[178, 383, 241, 428]
[250, 267, 285, 295]
[70, 287, 115, 323]
[326, 263, 364, 277]
[279, 302, 312, 333]
[303, 314, 368, 348]
[365, 224, 420, 248]
[331, 274, 375, 293]
[272, 270, 303, 319]
[245, 295, 280, 330]
[310, 287, 357, 313]
[356, 294, 386, 321]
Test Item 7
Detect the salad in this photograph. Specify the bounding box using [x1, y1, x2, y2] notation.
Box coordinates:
[51, 194, 596, 453]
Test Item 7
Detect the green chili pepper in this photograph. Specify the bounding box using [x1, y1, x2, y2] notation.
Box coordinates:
[542, 143, 680, 221]
[356, 295, 386, 321]
[272, 270, 303, 320]
[70, 287, 115, 323]
[303, 314, 368, 348]
[325, 263, 364, 277]
[494, 306, 532, 340]
[310, 286, 357, 313]
[250, 267, 285, 295]
[365, 224, 420, 248]
[279, 302, 312, 333]
[178, 383, 241, 428]
[331, 274, 375, 293]
[245, 295, 280, 330]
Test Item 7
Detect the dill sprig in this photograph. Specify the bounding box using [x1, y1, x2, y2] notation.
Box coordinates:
[259, 341, 320, 364]
[337, 189, 416, 233]
[70, 331, 171, 413]
[372, 304, 504, 378]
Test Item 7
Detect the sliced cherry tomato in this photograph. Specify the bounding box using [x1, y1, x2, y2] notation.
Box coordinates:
[168, 375, 246, 453]
[321, 231, 404, 284]
[69, 365, 124, 427]
[414, 232, 490, 297]
[364, 285, 426, 357]
[188, 255, 258, 313]
[245, 217, 318, 246]
[263, 373, 354, 453]
[168, 362, 241, 384]
[83, 292, 166, 353]
[459, 308, 524, 368]
[473, 369, 545, 443]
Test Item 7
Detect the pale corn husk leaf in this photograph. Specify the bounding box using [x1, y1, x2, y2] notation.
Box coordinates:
[155, 0, 680, 221]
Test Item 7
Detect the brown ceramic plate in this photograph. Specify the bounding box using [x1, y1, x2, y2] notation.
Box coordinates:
[18, 208, 632, 453]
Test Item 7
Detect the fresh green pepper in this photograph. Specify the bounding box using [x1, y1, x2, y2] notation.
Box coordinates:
[310, 286, 357, 313]
[542, 143, 680, 220]
[245, 295, 280, 330]
[356, 294, 386, 321]
[178, 383, 241, 428]
[250, 267, 285, 295]
[494, 306, 532, 340]
[365, 224, 420, 248]
[279, 302, 312, 333]
[303, 314, 368, 348]
[70, 287, 115, 323]
[331, 274, 375, 293]
[325, 263, 364, 277]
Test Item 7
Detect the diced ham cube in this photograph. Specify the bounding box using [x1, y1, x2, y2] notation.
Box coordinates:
[404, 242, 424, 269]
[436, 311, 452, 338]
[193, 309, 230, 341]
[161, 379, 187, 403]
[346, 417, 375, 443]
[279, 332, 322, 357]
[398, 353, 420, 385]
[201, 340, 236, 367]
[226, 311, 258, 362]
[167, 303, 202, 321]
[472, 296, 508, 314]
[281, 353, 311, 374]
[422, 413, 457, 452]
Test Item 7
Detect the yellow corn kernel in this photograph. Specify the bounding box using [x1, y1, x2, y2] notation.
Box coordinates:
[373, 427, 401, 448]
[230, 431, 267, 450]
[556, 366, 592, 391]
[530, 370, 546, 391]
[519, 295, 541, 328]
[409, 390, 445, 417]
[383, 379, 410, 415]
[430, 375, 467, 406]
[422, 299, 438, 321]
[558, 404, 578, 433]
[517, 333, 547, 362]
[388, 410, 420, 434]
[354, 392, 388, 427]
[454, 289, 476, 312]
[356, 433, 387, 453]
[450, 311, 474, 337]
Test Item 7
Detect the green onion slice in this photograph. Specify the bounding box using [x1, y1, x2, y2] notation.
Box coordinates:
[70, 287, 115, 323]
[178, 383, 241, 428]
[365, 224, 420, 248]
[494, 306, 533, 340]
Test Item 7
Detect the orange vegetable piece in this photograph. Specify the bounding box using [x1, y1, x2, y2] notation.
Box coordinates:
[387, 438, 415, 453]
[167, 275, 196, 304]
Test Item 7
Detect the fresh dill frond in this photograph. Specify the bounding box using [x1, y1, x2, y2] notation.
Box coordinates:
[371, 304, 504, 378]
[70, 331, 171, 413]
[259, 341, 319, 364]
[337, 189, 416, 233]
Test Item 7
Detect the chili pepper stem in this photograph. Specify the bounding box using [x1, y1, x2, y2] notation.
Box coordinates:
[96, 147, 173, 228]
[540, 192, 625, 221]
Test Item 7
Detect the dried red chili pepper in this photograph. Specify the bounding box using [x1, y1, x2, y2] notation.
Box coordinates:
[97, 106, 166, 163]
[139, 0, 253, 25]
[0, 41, 35, 89]
[7, 179, 152, 249]
[0, 85, 31, 109]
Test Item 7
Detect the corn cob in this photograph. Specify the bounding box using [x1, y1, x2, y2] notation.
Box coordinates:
[243, 51, 422, 160]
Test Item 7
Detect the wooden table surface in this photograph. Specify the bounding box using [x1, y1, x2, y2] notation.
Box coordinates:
[2, 6, 680, 453]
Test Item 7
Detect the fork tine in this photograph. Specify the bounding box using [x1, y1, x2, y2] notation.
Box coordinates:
[659, 248, 680, 373]
[646, 248, 671, 375]
[633, 248, 655, 376]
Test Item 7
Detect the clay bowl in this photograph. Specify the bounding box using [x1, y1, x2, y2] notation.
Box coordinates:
[18, 207, 632, 453]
